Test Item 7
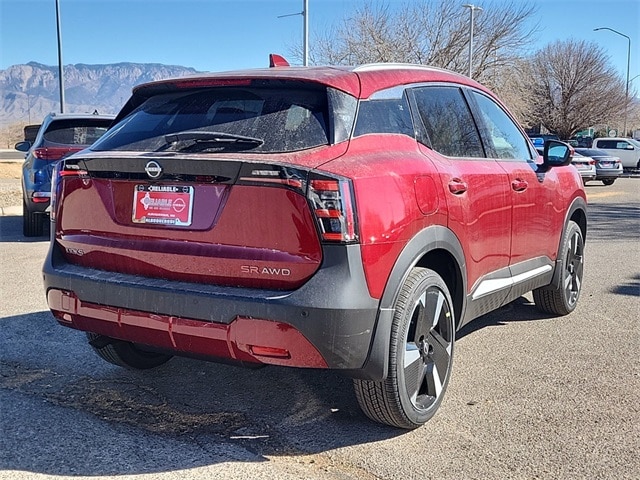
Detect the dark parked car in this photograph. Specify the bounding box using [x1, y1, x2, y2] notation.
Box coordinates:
[15, 112, 114, 236]
[43, 57, 587, 429]
[574, 148, 623, 185]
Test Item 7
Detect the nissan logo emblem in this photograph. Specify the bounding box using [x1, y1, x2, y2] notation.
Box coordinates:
[144, 161, 163, 179]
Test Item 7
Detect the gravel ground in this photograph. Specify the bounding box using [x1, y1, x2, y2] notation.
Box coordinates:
[0, 163, 22, 209]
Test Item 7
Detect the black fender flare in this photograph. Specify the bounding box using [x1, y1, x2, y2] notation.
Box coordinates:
[349, 225, 467, 381]
[549, 196, 588, 289]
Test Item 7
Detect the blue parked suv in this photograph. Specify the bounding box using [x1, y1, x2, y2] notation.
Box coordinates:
[15, 112, 114, 236]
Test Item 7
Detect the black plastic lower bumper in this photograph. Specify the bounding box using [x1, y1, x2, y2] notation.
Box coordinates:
[43, 241, 384, 374]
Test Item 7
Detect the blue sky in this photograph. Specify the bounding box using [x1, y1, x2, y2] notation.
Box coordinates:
[1, 0, 638, 88]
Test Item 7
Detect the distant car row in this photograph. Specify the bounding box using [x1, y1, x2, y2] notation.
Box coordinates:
[528, 133, 638, 186]
[571, 148, 623, 185]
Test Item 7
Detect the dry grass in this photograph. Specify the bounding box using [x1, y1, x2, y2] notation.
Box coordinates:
[0, 162, 22, 179]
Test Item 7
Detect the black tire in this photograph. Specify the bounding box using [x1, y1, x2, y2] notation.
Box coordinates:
[602, 178, 615, 186]
[22, 200, 44, 237]
[87, 333, 172, 369]
[353, 267, 455, 429]
[533, 220, 584, 315]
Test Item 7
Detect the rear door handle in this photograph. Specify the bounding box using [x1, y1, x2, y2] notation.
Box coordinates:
[511, 179, 528, 192]
[448, 179, 468, 195]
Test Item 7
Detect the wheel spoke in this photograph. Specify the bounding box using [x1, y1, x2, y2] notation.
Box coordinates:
[403, 286, 453, 408]
[425, 361, 443, 398]
[404, 345, 425, 403]
[430, 290, 445, 329]
[411, 292, 429, 344]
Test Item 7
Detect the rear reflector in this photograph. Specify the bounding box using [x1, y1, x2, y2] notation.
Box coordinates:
[32, 191, 51, 203]
[249, 345, 291, 358]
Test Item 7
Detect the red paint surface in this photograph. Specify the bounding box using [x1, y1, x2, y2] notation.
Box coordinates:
[48, 289, 328, 368]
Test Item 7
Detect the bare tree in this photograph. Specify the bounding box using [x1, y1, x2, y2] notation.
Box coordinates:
[293, 0, 538, 83]
[512, 40, 627, 139]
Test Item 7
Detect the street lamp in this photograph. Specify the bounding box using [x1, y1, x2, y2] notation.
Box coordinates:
[55, 0, 65, 113]
[594, 27, 630, 136]
[278, 0, 309, 66]
[462, 4, 483, 79]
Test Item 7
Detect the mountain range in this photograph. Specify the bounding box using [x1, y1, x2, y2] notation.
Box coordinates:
[0, 62, 200, 129]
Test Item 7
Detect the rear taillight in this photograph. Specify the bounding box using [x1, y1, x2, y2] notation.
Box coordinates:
[33, 147, 82, 161]
[308, 174, 358, 243]
[50, 162, 88, 222]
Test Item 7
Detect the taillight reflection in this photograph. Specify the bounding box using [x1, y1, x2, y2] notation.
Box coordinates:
[34, 147, 82, 161]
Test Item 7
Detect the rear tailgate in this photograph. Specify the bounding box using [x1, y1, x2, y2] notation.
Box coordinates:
[53, 155, 323, 289]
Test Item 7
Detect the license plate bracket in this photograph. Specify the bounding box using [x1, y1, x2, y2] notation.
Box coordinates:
[132, 185, 194, 226]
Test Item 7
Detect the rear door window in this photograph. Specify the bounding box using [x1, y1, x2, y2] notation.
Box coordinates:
[411, 86, 485, 158]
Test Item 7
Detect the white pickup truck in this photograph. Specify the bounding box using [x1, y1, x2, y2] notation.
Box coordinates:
[591, 137, 640, 170]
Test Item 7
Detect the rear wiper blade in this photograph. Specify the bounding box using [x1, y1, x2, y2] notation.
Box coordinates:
[164, 131, 264, 146]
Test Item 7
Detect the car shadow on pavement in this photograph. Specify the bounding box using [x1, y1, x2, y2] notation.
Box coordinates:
[586, 201, 639, 242]
[457, 296, 557, 339]
[0, 310, 402, 477]
[610, 273, 640, 297]
[0, 299, 571, 477]
[0, 214, 49, 243]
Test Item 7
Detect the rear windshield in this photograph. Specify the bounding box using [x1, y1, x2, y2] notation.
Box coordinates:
[92, 83, 357, 154]
[43, 119, 112, 146]
[575, 149, 613, 157]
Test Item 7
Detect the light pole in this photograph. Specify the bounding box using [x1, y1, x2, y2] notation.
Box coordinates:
[462, 4, 482, 79]
[594, 27, 630, 136]
[278, 0, 309, 66]
[27, 94, 32, 123]
[55, 0, 65, 113]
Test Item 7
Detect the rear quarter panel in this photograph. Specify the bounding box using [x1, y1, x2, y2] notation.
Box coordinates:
[319, 135, 448, 299]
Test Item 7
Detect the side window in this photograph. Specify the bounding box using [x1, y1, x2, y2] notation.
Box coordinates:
[596, 140, 614, 149]
[353, 96, 413, 137]
[411, 86, 484, 158]
[471, 92, 533, 161]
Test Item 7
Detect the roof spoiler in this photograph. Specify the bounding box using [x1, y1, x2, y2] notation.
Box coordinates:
[269, 54, 290, 68]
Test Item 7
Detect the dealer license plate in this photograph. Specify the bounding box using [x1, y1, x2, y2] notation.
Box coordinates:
[132, 185, 194, 226]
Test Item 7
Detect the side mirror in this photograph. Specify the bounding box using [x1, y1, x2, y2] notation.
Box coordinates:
[543, 140, 572, 168]
[14, 141, 31, 152]
[626, 144, 635, 150]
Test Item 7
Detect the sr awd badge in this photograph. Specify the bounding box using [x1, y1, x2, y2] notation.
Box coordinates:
[144, 161, 163, 179]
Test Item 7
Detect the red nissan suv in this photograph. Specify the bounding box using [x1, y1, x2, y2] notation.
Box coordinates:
[43, 57, 587, 428]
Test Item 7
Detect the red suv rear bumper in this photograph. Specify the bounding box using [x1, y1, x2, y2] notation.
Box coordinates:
[43, 242, 385, 375]
[49, 288, 329, 368]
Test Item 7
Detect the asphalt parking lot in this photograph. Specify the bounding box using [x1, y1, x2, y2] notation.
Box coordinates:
[0, 176, 638, 480]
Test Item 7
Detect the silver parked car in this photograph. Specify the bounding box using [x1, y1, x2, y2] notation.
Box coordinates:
[574, 148, 623, 186]
[570, 151, 596, 184]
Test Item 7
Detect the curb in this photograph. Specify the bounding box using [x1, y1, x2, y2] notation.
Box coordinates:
[0, 205, 21, 216]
